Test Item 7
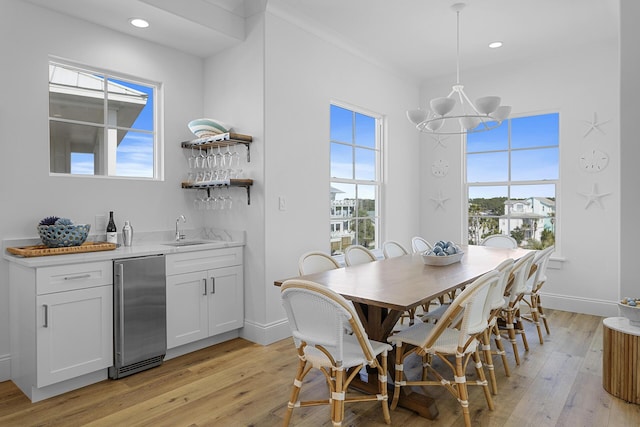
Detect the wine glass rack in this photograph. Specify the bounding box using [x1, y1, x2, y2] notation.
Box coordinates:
[180, 133, 254, 205]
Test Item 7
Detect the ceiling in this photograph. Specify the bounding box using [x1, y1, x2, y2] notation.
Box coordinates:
[22, 0, 619, 81]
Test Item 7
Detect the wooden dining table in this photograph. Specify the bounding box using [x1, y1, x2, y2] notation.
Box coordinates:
[274, 244, 533, 419]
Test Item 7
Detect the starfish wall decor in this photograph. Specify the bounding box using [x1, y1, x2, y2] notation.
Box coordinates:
[578, 183, 611, 209]
[582, 112, 610, 138]
[430, 134, 448, 149]
[430, 190, 450, 210]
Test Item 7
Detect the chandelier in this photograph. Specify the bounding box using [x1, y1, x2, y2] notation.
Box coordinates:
[406, 3, 511, 135]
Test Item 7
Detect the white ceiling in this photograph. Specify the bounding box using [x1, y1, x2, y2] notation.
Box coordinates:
[22, 0, 619, 81]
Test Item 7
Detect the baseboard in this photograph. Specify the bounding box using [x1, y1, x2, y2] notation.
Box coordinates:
[0, 353, 10, 383]
[240, 318, 290, 346]
[541, 292, 619, 318]
[165, 330, 239, 361]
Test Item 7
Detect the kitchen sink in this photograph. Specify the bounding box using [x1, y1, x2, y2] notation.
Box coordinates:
[163, 241, 211, 247]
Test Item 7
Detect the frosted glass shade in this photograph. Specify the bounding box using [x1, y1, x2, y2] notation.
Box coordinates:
[475, 96, 501, 115]
[430, 97, 456, 116]
[460, 116, 481, 130]
[491, 105, 512, 122]
[426, 119, 444, 131]
[406, 109, 428, 125]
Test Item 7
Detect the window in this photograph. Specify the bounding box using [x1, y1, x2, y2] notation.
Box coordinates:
[49, 61, 161, 178]
[330, 103, 381, 255]
[466, 112, 558, 249]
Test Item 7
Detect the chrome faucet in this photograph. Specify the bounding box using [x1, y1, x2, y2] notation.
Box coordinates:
[175, 215, 186, 241]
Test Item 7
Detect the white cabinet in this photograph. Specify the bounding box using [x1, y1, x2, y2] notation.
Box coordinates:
[166, 247, 243, 349]
[9, 261, 113, 401]
[36, 285, 112, 387]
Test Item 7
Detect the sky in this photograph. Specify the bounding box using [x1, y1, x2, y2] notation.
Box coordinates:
[70, 79, 155, 177]
[330, 105, 558, 203]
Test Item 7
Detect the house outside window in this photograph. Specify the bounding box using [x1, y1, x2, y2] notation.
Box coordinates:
[330, 103, 382, 255]
[466, 112, 558, 249]
[48, 60, 161, 179]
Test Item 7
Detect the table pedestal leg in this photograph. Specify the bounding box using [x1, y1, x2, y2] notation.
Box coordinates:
[350, 303, 440, 420]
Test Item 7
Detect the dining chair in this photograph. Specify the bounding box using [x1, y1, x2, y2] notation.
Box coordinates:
[280, 279, 392, 426]
[382, 240, 409, 259]
[344, 244, 377, 266]
[521, 246, 554, 344]
[298, 251, 341, 275]
[411, 236, 432, 253]
[480, 234, 518, 249]
[479, 258, 514, 395]
[496, 251, 536, 366]
[387, 270, 499, 427]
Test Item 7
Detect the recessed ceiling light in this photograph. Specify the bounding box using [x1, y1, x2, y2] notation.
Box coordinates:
[488, 41, 503, 49]
[129, 18, 150, 29]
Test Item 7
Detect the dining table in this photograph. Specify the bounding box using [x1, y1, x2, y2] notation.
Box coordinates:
[274, 244, 534, 419]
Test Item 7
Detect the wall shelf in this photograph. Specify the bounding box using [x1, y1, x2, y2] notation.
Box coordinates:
[181, 133, 253, 162]
[181, 179, 254, 205]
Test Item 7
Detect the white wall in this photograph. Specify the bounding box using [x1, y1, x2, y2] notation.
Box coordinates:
[0, 0, 204, 381]
[620, 0, 640, 300]
[419, 40, 620, 317]
[201, 13, 268, 343]
[260, 11, 421, 341]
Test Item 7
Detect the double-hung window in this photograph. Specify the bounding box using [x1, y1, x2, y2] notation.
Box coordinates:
[466, 112, 558, 249]
[330, 103, 382, 255]
[49, 60, 161, 179]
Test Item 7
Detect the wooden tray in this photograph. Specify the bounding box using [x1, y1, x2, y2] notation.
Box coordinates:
[6, 241, 117, 257]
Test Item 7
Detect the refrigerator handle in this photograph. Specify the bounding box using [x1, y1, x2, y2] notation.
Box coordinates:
[202, 278, 207, 296]
[117, 263, 125, 362]
[211, 277, 215, 294]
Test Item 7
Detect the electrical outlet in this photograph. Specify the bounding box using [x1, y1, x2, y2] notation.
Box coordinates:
[95, 214, 107, 232]
[279, 196, 286, 211]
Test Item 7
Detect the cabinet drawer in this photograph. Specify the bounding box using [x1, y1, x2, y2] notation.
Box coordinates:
[36, 261, 112, 295]
[166, 247, 243, 276]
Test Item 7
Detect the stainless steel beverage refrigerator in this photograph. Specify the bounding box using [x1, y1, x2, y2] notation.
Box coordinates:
[109, 254, 167, 379]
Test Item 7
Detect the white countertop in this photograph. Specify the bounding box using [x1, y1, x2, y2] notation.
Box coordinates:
[3, 228, 245, 268]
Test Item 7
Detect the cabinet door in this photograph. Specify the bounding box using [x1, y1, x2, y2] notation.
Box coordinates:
[208, 265, 244, 336]
[166, 271, 208, 349]
[36, 285, 113, 387]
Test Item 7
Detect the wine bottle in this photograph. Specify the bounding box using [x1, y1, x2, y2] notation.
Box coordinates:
[106, 211, 118, 244]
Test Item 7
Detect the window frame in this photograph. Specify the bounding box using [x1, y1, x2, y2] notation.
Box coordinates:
[464, 111, 559, 249]
[329, 101, 383, 254]
[48, 58, 163, 180]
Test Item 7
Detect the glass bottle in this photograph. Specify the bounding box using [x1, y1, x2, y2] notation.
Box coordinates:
[106, 211, 117, 244]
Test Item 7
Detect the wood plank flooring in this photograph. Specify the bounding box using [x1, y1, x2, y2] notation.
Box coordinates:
[1, 309, 639, 426]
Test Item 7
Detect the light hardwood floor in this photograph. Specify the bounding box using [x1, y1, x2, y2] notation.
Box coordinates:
[1, 310, 639, 426]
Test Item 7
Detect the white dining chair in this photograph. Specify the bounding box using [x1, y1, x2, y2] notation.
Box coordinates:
[382, 240, 409, 259]
[521, 245, 555, 344]
[388, 270, 499, 427]
[344, 245, 377, 266]
[280, 279, 392, 426]
[480, 234, 518, 249]
[480, 257, 514, 394]
[411, 236, 432, 253]
[496, 251, 536, 366]
[298, 251, 340, 275]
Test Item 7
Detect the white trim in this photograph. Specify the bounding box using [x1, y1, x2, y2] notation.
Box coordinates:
[541, 292, 618, 318]
[240, 318, 291, 346]
[0, 353, 10, 382]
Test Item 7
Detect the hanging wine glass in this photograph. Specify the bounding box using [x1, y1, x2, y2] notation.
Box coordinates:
[188, 146, 198, 169]
[229, 144, 242, 178]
